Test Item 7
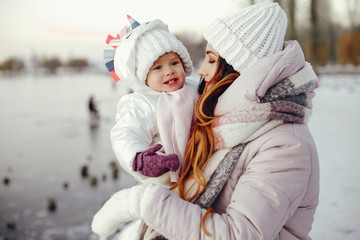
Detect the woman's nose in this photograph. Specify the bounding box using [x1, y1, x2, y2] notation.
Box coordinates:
[198, 62, 206, 77]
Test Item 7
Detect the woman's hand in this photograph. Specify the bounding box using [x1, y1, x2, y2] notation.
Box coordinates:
[91, 183, 166, 238]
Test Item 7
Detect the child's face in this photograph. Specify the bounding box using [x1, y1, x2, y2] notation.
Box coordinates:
[146, 52, 185, 92]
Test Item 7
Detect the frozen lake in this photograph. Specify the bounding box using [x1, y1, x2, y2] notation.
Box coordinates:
[0, 72, 136, 240]
[0, 72, 359, 239]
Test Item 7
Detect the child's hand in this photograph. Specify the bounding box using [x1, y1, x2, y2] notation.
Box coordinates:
[132, 144, 179, 177]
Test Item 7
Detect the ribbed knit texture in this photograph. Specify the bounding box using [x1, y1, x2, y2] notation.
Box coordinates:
[135, 28, 193, 83]
[203, 1, 287, 72]
[113, 19, 193, 90]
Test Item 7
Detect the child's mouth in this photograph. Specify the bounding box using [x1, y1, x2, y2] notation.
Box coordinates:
[164, 78, 178, 85]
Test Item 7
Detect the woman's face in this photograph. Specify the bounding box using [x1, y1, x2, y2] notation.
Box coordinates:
[198, 44, 219, 84]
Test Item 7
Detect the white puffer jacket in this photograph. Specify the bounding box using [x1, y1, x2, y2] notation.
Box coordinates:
[110, 78, 198, 183]
[111, 91, 159, 181]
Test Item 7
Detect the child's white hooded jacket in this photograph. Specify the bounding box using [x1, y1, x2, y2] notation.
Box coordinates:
[108, 17, 197, 184]
[110, 78, 198, 184]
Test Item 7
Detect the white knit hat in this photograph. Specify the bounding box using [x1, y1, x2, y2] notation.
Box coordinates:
[203, 1, 287, 73]
[112, 17, 193, 90]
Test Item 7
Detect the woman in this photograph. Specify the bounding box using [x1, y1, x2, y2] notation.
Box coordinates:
[92, 2, 320, 239]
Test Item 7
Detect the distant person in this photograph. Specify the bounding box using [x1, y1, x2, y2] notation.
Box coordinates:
[92, 2, 320, 239]
[106, 16, 198, 186]
[88, 95, 100, 129]
[88, 95, 98, 116]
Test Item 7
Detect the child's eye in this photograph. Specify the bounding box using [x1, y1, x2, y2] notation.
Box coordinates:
[153, 65, 161, 70]
[172, 61, 180, 66]
[125, 32, 132, 39]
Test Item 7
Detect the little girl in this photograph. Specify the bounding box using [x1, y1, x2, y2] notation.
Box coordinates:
[105, 16, 198, 186]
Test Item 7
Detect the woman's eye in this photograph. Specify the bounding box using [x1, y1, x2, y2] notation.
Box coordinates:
[207, 57, 215, 64]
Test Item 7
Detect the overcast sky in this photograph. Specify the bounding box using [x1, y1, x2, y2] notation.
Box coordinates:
[0, 0, 350, 62]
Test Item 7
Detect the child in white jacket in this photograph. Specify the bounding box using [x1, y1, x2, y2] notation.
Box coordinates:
[105, 16, 198, 186]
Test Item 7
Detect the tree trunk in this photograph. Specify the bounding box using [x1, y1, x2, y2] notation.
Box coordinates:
[288, 0, 297, 40]
[311, 0, 319, 66]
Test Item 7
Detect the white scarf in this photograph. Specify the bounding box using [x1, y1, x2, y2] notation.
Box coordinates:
[139, 83, 198, 182]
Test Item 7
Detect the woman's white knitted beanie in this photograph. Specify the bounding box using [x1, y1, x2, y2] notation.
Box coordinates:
[203, 1, 287, 72]
[113, 19, 193, 90]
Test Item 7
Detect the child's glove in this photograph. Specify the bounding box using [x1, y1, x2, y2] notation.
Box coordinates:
[132, 144, 179, 177]
[91, 183, 165, 238]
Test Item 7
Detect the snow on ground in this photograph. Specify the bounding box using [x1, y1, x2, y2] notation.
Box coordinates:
[308, 74, 360, 240]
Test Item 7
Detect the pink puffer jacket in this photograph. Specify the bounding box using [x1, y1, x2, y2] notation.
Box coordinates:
[142, 41, 319, 239]
[143, 123, 319, 239]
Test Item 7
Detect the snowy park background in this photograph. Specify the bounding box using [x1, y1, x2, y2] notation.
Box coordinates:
[0, 69, 360, 240]
[1, 0, 360, 239]
[308, 71, 360, 240]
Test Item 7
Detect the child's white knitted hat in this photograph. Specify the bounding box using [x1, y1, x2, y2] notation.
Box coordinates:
[203, 1, 287, 72]
[134, 24, 193, 84]
[110, 17, 193, 90]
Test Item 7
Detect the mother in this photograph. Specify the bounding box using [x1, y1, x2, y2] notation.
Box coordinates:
[92, 2, 319, 239]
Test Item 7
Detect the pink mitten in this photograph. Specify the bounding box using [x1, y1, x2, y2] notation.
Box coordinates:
[132, 144, 179, 177]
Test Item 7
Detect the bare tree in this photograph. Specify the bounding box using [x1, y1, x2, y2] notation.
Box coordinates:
[0, 57, 25, 75]
[318, 0, 336, 64]
[344, 0, 360, 30]
[310, 0, 319, 66]
[42, 57, 62, 74]
[287, 0, 297, 40]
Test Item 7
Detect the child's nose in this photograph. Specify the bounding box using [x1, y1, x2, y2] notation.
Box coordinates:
[165, 66, 175, 76]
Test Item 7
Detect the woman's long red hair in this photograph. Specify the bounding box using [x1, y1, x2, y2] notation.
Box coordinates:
[172, 57, 240, 236]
